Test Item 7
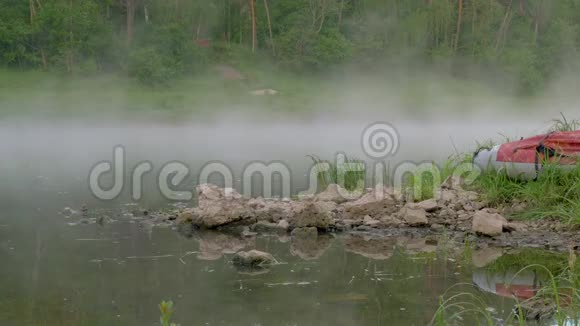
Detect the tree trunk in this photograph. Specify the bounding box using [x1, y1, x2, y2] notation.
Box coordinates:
[533, 0, 543, 44]
[317, 0, 326, 33]
[40, 48, 47, 70]
[454, 0, 463, 51]
[126, 0, 136, 46]
[495, 0, 513, 52]
[29, 0, 37, 23]
[338, 0, 345, 27]
[227, 0, 231, 44]
[249, 0, 256, 53]
[263, 0, 275, 55]
[67, 0, 74, 73]
[196, 12, 203, 39]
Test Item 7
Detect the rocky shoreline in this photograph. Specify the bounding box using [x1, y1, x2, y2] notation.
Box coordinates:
[171, 182, 580, 253]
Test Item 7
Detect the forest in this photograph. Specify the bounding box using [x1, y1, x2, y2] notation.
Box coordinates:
[1, 0, 580, 93]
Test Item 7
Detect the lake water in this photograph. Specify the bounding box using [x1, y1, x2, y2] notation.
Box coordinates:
[0, 120, 574, 325]
[0, 201, 557, 325]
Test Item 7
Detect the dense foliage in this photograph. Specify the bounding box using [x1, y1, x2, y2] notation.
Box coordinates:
[1, 0, 580, 91]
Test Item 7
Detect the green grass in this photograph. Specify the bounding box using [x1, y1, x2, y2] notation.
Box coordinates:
[402, 156, 466, 201]
[308, 154, 366, 192]
[0, 66, 534, 119]
[473, 162, 580, 223]
[551, 113, 580, 132]
[0, 67, 333, 119]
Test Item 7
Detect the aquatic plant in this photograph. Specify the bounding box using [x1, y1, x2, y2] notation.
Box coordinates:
[159, 300, 178, 326]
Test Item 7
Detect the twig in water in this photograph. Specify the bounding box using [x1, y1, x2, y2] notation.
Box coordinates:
[126, 254, 174, 260]
[75, 237, 130, 241]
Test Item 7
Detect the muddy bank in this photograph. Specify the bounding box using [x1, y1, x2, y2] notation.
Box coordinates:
[164, 182, 579, 253]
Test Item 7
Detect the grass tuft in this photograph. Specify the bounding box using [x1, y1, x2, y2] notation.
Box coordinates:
[551, 113, 579, 132]
[308, 154, 366, 192]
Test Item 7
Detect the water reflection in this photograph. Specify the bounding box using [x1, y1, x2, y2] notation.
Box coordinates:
[0, 210, 574, 325]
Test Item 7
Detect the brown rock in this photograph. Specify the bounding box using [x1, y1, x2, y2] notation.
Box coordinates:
[289, 200, 335, 229]
[472, 210, 507, 236]
[316, 184, 350, 203]
[344, 188, 397, 218]
[400, 207, 429, 226]
[177, 208, 195, 223]
[406, 199, 438, 212]
[189, 184, 256, 228]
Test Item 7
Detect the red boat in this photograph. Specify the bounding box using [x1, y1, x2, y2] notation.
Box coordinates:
[473, 131, 580, 180]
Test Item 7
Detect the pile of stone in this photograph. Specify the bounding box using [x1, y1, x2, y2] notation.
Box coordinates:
[174, 182, 527, 238]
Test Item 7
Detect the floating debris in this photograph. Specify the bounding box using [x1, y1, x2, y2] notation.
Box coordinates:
[61, 207, 77, 217]
[80, 204, 89, 218]
[250, 89, 279, 96]
[89, 258, 124, 264]
[265, 281, 317, 287]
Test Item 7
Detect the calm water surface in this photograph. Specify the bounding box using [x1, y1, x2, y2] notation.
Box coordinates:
[1, 203, 529, 326]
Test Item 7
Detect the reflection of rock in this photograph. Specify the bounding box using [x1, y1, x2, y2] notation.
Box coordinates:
[291, 227, 318, 238]
[397, 237, 437, 254]
[343, 234, 396, 260]
[235, 267, 271, 276]
[472, 210, 507, 236]
[290, 227, 332, 260]
[233, 250, 276, 267]
[196, 232, 254, 261]
[472, 247, 503, 268]
[176, 223, 195, 238]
